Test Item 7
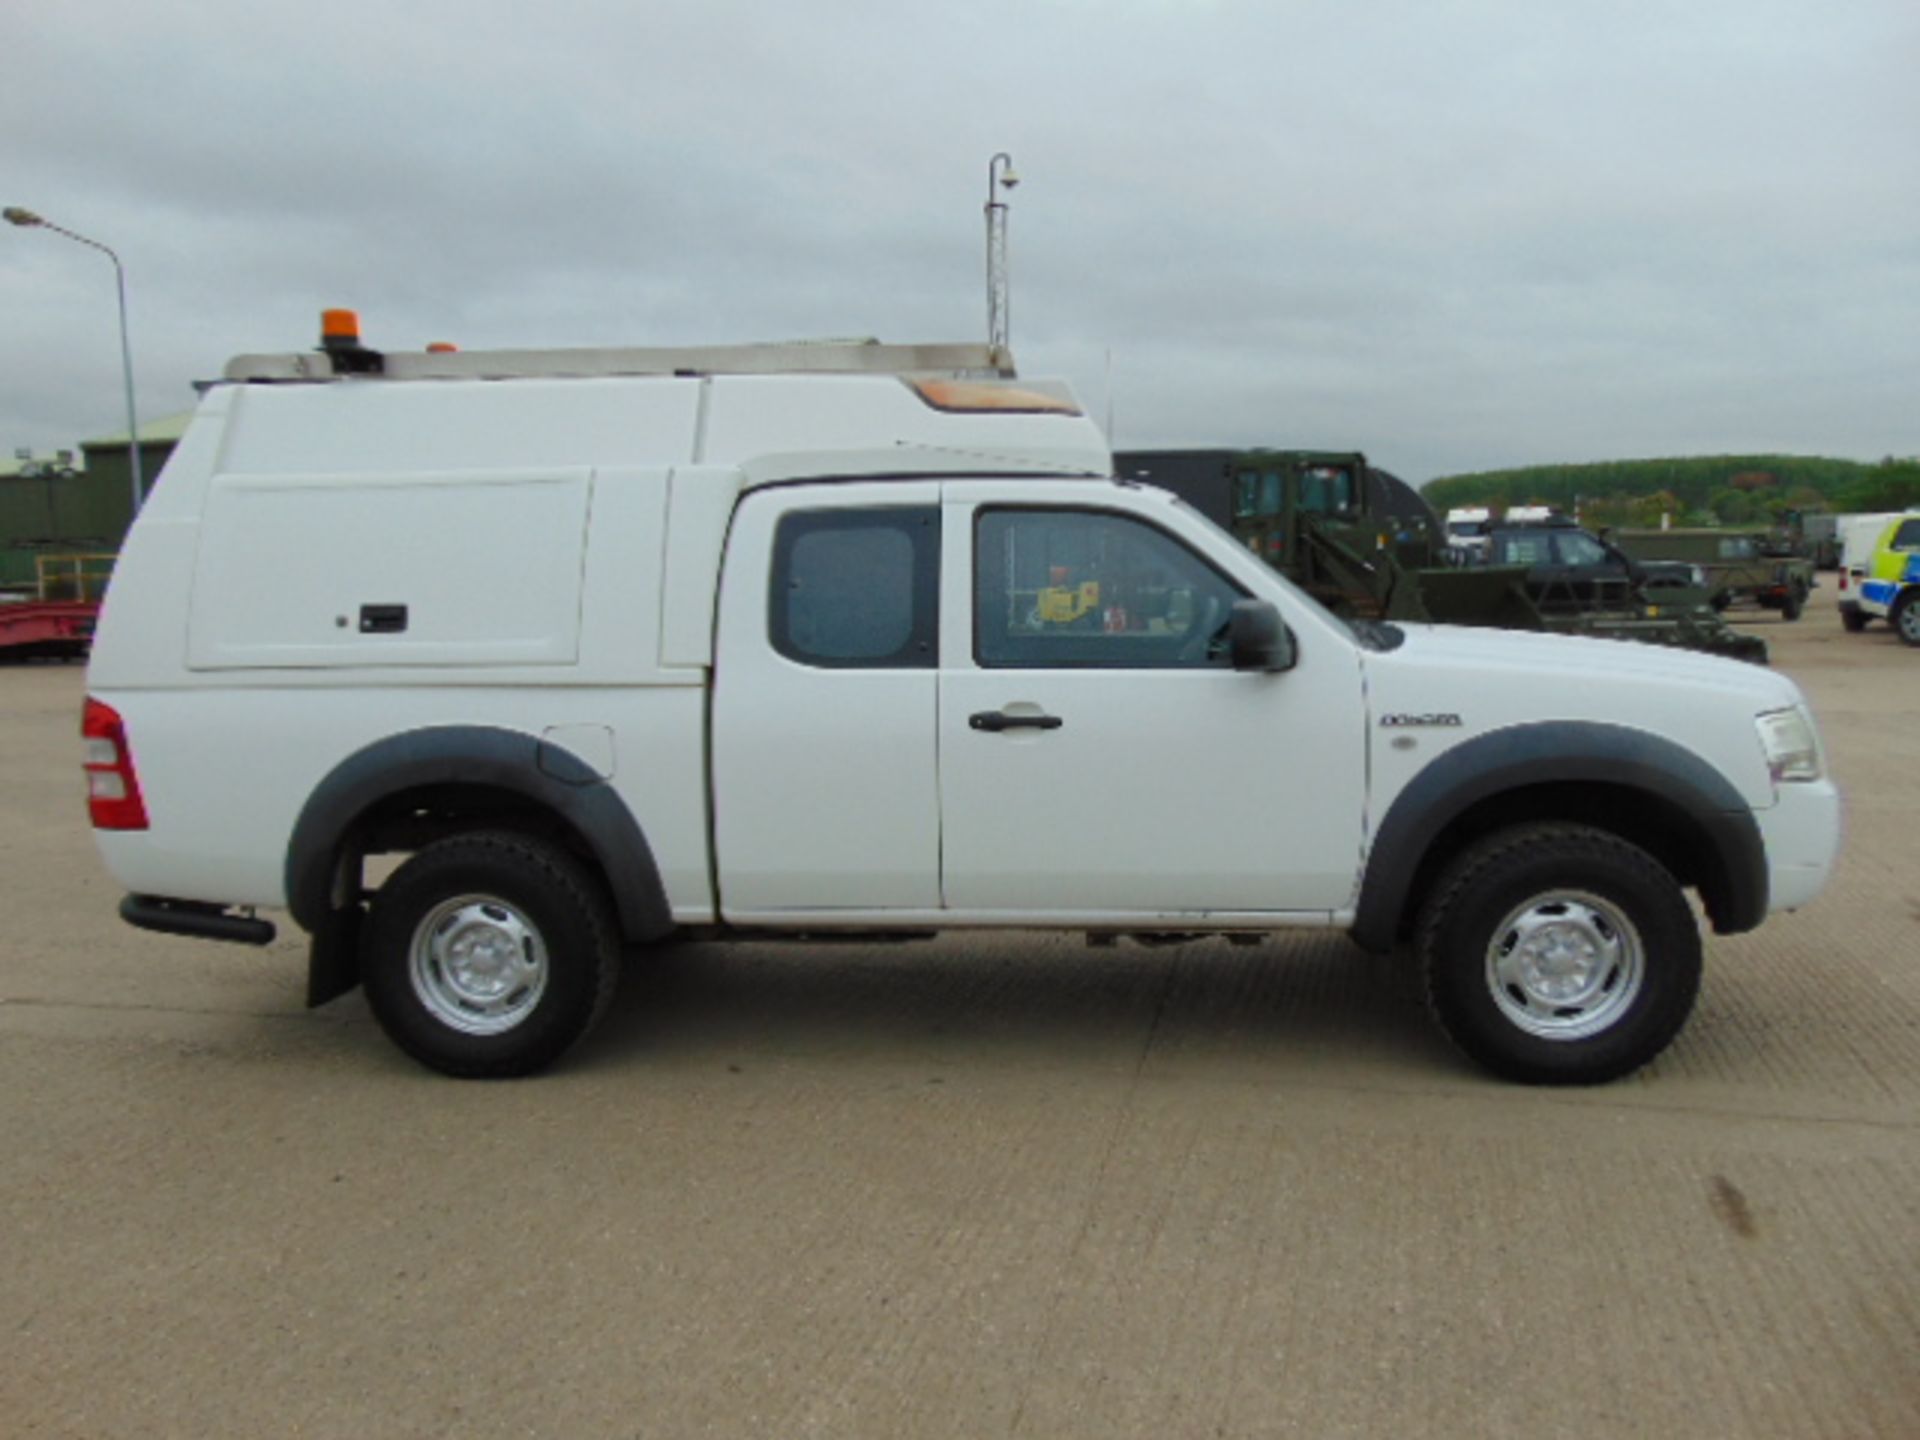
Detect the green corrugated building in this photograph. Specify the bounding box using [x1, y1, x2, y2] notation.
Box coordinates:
[2, 413, 186, 593]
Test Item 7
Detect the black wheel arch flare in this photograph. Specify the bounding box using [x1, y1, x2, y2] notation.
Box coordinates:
[285, 725, 674, 945]
[1350, 721, 1768, 953]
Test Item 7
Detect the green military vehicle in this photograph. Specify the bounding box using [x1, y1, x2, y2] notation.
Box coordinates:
[1790, 512, 1842, 570]
[1113, 448, 1766, 663]
[1611, 527, 1815, 620]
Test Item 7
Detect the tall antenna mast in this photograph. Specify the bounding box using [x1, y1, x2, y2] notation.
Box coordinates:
[985, 152, 1018, 369]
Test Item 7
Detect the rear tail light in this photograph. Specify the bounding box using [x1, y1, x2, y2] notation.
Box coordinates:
[82, 697, 149, 830]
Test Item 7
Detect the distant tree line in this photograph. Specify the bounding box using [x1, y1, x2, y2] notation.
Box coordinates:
[1423, 455, 1920, 527]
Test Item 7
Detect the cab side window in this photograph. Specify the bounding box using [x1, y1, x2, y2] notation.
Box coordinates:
[1553, 531, 1612, 567]
[974, 508, 1243, 669]
[770, 507, 939, 668]
[1499, 533, 1551, 565]
[1233, 471, 1283, 519]
[1890, 519, 1920, 552]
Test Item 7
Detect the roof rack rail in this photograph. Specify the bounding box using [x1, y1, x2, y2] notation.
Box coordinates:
[224, 340, 1015, 385]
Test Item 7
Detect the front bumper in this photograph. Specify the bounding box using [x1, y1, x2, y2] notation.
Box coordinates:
[1754, 780, 1843, 913]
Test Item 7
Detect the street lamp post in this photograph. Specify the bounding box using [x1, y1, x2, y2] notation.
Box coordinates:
[5, 207, 145, 512]
[984, 153, 1019, 369]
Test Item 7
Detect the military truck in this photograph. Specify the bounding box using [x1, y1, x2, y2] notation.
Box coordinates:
[1793, 513, 1842, 570]
[1611, 528, 1815, 620]
[1114, 449, 1766, 662]
[1478, 517, 1700, 615]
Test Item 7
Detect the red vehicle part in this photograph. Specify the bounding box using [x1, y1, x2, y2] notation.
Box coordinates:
[0, 599, 97, 658]
[82, 696, 149, 830]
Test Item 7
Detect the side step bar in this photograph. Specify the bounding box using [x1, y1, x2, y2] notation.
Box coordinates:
[121, 895, 277, 946]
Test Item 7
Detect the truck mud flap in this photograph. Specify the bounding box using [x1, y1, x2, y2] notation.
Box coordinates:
[306, 904, 365, 1008]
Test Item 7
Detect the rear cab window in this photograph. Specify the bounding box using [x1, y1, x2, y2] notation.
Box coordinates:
[769, 507, 939, 668]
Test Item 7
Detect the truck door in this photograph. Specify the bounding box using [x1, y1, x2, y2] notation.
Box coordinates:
[711, 483, 943, 915]
[938, 485, 1367, 916]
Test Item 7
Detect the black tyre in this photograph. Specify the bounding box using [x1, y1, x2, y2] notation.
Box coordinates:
[1893, 589, 1920, 648]
[1780, 587, 1804, 622]
[363, 830, 621, 1077]
[1417, 824, 1701, 1085]
[1839, 602, 1868, 633]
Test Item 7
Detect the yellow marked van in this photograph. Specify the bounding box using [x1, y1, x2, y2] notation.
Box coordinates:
[1847, 514, 1920, 645]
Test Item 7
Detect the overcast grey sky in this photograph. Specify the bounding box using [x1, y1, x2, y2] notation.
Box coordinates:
[5, 0, 1916, 483]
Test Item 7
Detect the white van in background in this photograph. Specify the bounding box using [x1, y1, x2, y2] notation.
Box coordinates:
[1444, 506, 1492, 560]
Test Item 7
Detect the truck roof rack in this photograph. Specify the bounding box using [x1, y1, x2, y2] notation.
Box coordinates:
[224, 335, 1016, 385]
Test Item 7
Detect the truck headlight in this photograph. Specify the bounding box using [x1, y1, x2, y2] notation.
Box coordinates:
[1756, 707, 1821, 784]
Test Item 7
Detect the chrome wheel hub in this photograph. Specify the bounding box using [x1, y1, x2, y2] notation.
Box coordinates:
[410, 895, 548, 1035]
[1485, 891, 1644, 1041]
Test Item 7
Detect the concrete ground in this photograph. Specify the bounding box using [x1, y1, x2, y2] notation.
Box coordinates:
[2, 585, 1915, 1439]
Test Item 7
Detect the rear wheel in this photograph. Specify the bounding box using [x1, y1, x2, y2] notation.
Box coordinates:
[1780, 585, 1805, 621]
[1839, 602, 1868, 633]
[1417, 824, 1701, 1084]
[1893, 590, 1920, 647]
[363, 830, 621, 1077]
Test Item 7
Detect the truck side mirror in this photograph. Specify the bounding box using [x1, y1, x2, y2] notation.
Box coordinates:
[1229, 599, 1294, 672]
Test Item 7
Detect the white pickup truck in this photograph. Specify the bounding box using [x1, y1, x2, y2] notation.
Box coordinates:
[84, 319, 1841, 1084]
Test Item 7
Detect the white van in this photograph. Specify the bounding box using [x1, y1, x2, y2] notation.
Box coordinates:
[1444, 506, 1492, 560]
[84, 316, 1842, 1083]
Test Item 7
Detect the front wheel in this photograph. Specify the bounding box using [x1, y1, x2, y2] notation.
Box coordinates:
[1417, 824, 1701, 1084]
[1893, 589, 1920, 648]
[363, 830, 622, 1077]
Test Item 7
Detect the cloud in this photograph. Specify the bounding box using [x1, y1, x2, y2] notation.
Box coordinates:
[4, 0, 1917, 479]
